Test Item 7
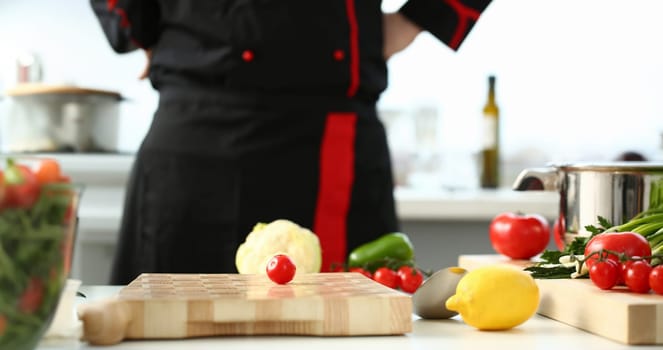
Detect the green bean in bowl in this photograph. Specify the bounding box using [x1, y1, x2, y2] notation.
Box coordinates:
[0, 157, 82, 350]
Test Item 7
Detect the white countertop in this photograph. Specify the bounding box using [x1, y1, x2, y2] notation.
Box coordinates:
[11, 154, 560, 245]
[395, 187, 558, 220]
[36, 285, 659, 350]
[51, 154, 557, 217]
[77, 187, 559, 243]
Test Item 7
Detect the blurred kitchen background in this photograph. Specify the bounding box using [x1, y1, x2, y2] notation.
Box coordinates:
[2, 0, 663, 188]
[1, 0, 663, 283]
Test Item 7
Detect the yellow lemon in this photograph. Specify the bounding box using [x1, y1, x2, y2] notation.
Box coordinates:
[445, 265, 539, 330]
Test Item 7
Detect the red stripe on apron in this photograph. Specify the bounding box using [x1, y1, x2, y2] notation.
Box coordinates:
[345, 0, 360, 97]
[314, 113, 357, 271]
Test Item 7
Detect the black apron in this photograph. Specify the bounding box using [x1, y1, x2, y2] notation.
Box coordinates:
[109, 89, 398, 284]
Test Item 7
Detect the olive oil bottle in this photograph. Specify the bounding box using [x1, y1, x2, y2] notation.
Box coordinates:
[480, 75, 500, 188]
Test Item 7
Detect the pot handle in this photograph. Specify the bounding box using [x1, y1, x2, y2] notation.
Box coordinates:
[512, 167, 560, 191]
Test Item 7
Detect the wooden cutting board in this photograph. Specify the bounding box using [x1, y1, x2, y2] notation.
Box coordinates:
[6, 83, 121, 99]
[78, 273, 412, 345]
[458, 254, 663, 345]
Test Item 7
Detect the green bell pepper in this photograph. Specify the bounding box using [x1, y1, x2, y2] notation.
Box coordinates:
[348, 232, 415, 270]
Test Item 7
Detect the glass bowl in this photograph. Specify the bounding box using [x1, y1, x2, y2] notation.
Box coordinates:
[0, 182, 81, 350]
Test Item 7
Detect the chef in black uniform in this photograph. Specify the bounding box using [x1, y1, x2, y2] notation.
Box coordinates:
[91, 0, 492, 285]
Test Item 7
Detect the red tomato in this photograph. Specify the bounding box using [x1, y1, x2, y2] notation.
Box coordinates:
[0, 313, 6, 336]
[0, 171, 5, 207]
[589, 259, 619, 290]
[348, 267, 372, 279]
[19, 277, 45, 313]
[489, 212, 550, 259]
[583, 232, 651, 270]
[61, 230, 76, 275]
[617, 261, 631, 286]
[34, 158, 62, 185]
[397, 266, 423, 293]
[624, 260, 652, 293]
[552, 216, 566, 251]
[62, 200, 76, 225]
[373, 267, 398, 289]
[649, 266, 663, 295]
[4, 164, 40, 209]
[266, 254, 296, 285]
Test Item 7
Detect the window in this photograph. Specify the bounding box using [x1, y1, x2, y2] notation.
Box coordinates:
[379, 0, 663, 187]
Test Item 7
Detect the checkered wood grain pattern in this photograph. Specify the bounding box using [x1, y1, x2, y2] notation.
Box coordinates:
[114, 272, 412, 339]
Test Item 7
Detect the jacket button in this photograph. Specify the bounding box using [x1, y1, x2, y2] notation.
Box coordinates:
[332, 49, 345, 61]
[242, 50, 255, 62]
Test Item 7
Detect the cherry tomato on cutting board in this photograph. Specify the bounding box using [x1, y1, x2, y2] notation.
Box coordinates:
[266, 254, 296, 285]
[623, 259, 652, 293]
[649, 266, 663, 295]
[583, 232, 651, 270]
[489, 212, 550, 260]
[588, 259, 619, 290]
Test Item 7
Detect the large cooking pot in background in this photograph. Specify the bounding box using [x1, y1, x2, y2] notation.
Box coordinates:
[513, 162, 663, 244]
[1, 83, 122, 153]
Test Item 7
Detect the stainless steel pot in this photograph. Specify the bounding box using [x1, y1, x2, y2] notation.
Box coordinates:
[1, 83, 122, 153]
[512, 162, 663, 243]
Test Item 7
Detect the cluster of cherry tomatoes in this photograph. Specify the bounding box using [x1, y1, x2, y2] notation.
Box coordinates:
[337, 265, 424, 294]
[582, 231, 663, 294]
[588, 256, 663, 294]
[0, 158, 70, 210]
[265, 254, 426, 294]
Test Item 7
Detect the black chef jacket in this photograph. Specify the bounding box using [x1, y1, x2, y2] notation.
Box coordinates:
[91, 0, 492, 285]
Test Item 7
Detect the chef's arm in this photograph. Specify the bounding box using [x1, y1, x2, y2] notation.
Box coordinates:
[90, 0, 161, 53]
[383, 13, 422, 59]
[138, 49, 152, 80]
[398, 0, 493, 51]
